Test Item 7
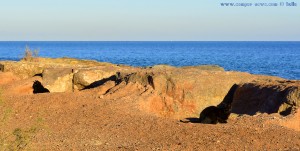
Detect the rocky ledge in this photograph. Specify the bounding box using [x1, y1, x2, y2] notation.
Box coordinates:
[0, 57, 299, 130]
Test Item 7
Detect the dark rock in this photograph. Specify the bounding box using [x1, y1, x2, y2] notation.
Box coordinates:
[232, 80, 300, 116]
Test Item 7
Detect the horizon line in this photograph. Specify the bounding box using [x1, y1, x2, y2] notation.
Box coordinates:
[0, 40, 300, 42]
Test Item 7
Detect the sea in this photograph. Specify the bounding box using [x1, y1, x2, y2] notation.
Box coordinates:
[0, 41, 299, 80]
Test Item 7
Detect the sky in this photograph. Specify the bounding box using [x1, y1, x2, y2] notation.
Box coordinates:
[0, 0, 299, 41]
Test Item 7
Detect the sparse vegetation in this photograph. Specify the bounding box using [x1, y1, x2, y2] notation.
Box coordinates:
[22, 46, 39, 62]
[0, 117, 43, 151]
[1, 122, 42, 151]
[6, 126, 38, 150]
[0, 90, 43, 150]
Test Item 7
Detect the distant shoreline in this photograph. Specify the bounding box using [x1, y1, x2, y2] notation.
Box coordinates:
[0, 41, 299, 80]
[1, 41, 300, 42]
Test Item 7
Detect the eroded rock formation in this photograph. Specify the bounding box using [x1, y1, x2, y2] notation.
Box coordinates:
[0, 57, 298, 121]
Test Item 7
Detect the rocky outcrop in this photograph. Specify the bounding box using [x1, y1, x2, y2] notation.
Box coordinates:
[2, 57, 298, 120]
[232, 80, 300, 116]
[0, 61, 44, 79]
[0, 58, 136, 92]
[0, 57, 120, 79]
[104, 66, 283, 118]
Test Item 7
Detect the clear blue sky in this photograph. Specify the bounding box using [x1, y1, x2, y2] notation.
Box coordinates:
[0, 0, 299, 41]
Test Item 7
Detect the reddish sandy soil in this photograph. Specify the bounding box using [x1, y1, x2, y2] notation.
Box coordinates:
[0, 74, 300, 150]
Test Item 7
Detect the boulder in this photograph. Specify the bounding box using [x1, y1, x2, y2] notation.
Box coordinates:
[42, 68, 74, 92]
[73, 69, 117, 90]
[0, 61, 44, 79]
[232, 80, 300, 116]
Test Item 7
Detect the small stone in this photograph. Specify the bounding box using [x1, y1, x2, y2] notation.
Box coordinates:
[99, 95, 104, 99]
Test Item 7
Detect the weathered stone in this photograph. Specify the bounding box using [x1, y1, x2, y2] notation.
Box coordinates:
[108, 66, 283, 118]
[232, 80, 300, 116]
[1, 58, 138, 92]
[0, 57, 121, 79]
[42, 68, 74, 92]
[0, 61, 44, 79]
[73, 69, 116, 90]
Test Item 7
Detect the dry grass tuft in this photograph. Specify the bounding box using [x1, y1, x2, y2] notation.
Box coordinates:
[22, 46, 39, 62]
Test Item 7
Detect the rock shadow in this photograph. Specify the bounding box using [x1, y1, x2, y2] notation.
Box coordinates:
[0, 64, 4, 72]
[179, 118, 200, 123]
[33, 73, 43, 77]
[82, 72, 121, 90]
[217, 84, 239, 108]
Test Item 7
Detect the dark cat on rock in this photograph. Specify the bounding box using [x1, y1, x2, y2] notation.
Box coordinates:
[32, 80, 50, 94]
[199, 105, 231, 124]
[199, 84, 238, 124]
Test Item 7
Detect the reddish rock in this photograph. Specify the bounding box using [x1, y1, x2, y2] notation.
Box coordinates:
[0, 76, 42, 95]
[104, 65, 283, 118]
[0, 72, 20, 85]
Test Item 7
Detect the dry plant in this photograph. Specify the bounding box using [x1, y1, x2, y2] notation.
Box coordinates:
[22, 46, 39, 62]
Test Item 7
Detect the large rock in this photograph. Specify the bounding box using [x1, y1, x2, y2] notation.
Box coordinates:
[73, 68, 118, 90]
[0, 57, 120, 79]
[105, 65, 283, 118]
[42, 68, 74, 92]
[232, 80, 300, 116]
[0, 61, 44, 79]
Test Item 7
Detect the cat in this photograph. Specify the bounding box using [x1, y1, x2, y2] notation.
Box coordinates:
[199, 105, 231, 124]
[32, 80, 50, 94]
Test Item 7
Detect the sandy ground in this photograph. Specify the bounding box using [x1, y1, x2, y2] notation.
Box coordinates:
[0, 75, 300, 151]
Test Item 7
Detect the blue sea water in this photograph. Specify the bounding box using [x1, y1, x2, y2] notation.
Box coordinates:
[0, 41, 299, 80]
